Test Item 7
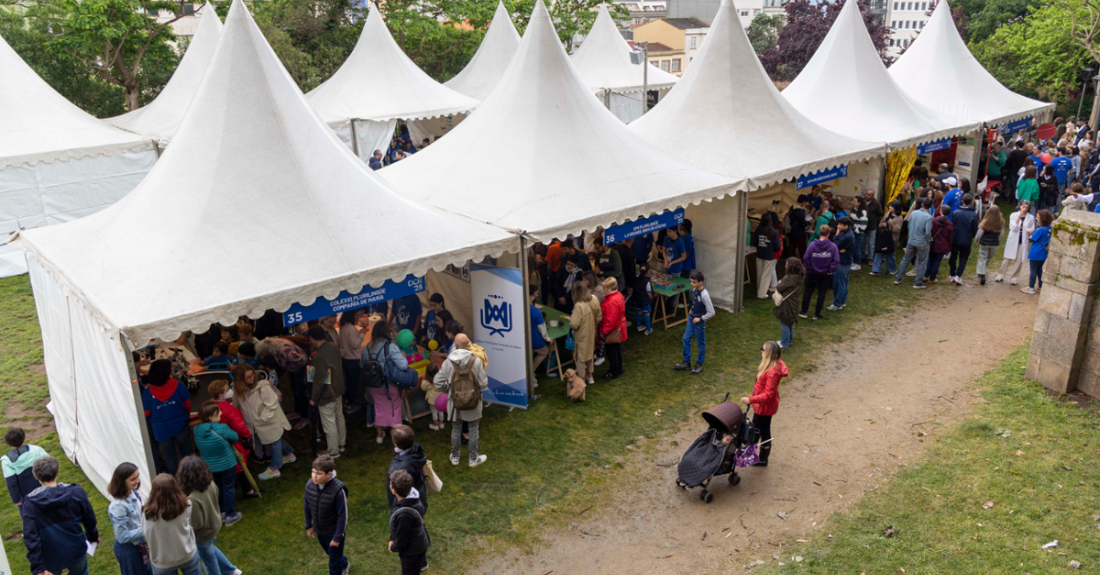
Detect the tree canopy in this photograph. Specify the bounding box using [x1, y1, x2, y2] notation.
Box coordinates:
[759, 0, 892, 83]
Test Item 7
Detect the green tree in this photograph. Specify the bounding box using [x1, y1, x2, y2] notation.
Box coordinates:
[746, 13, 784, 55]
[549, 0, 628, 52]
[951, 0, 1037, 43]
[251, 0, 364, 91]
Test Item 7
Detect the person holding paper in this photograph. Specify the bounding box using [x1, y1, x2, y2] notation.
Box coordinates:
[20, 456, 99, 575]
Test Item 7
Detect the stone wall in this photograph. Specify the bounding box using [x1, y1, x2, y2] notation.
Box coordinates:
[1026, 210, 1100, 397]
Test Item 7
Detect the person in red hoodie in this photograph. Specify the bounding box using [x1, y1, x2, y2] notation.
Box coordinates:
[740, 341, 787, 467]
[599, 277, 628, 379]
[141, 359, 193, 475]
[208, 379, 261, 499]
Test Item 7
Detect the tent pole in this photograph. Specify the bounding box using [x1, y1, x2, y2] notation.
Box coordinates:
[519, 236, 535, 399]
[733, 192, 747, 313]
[350, 120, 361, 159]
[121, 336, 158, 484]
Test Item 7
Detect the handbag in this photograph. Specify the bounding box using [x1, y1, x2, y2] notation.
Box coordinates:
[605, 328, 622, 344]
[383, 343, 419, 390]
[565, 329, 576, 351]
[771, 287, 795, 306]
[423, 460, 443, 493]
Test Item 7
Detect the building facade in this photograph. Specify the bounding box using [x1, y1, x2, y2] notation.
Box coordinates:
[885, 0, 934, 55]
[632, 17, 710, 76]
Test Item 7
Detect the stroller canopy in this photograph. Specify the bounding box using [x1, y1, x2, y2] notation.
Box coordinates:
[703, 401, 744, 437]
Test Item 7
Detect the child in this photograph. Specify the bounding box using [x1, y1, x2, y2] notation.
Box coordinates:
[237, 341, 259, 368]
[192, 401, 242, 524]
[305, 455, 349, 575]
[974, 204, 1004, 285]
[420, 294, 445, 348]
[1, 427, 47, 506]
[236, 324, 258, 357]
[633, 263, 654, 335]
[673, 271, 714, 375]
[142, 359, 193, 475]
[387, 425, 427, 511]
[388, 469, 430, 575]
[219, 325, 240, 357]
[202, 342, 239, 371]
[926, 204, 954, 283]
[1022, 209, 1054, 294]
[207, 380, 260, 499]
[421, 364, 446, 431]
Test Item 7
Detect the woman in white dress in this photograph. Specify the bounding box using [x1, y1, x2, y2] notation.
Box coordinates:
[995, 200, 1036, 285]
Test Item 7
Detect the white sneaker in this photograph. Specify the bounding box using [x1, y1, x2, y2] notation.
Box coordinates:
[586, 377, 595, 385]
[594, 357, 605, 366]
[906, 270, 917, 277]
[637, 326, 646, 333]
[469, 454, 488, 468]
[826, 304, 840, 311]
[450, 454, 460, 466]
[375, 436, 384, 444]
[232, 570, 243, 575]
[283, 454, 297, 464]
[850, 264, 860, 270]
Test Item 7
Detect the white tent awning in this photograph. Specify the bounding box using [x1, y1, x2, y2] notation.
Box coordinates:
[888, 0, 1055, 126]
[19, 0, 516, 347]
[782, 0, 980, 150]
[380, 0, 743, 244]
[106, 3, 224, 143]
[306, 5, 479, 125]
[444, 1, 521, 101]
[630, 0, 884, 190]
[570, 4, 679, 95]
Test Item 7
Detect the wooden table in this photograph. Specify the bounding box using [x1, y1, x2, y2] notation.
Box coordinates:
[652, 277, 692, 329]
[535, 304, 572, 379]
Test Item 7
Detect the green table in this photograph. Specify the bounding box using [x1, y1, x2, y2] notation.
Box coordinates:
[651, 277, 692, 329]
[534, 304, 572, 379]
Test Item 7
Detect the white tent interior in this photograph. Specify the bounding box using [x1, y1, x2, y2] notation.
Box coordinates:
[381, 0, 742, 246]
[106, 3, 224, 144]
[888, 0, 1055, 127]
[630, 0, 885, 308]
[305, 4, 479, 160]
[444, 1, 520, 101]
[17, 0, 517, 499]
[0, 33, 158, 278]
[783, 0, 980, 151]
[570, 4, 679, 123]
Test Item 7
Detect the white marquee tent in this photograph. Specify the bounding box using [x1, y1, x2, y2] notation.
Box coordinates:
[0, 33, 157, 278]
[630, 0, 884, 308]
[783, 0, 980, 150]
[382, 0, 742, 245]
[306, 4, 479, 160]
[17, 0, 517, 498]
[106, 3, 224, 144]
[444, 1, 521, 101]
[570, 4, 679, 123]
[889, 0, 1055, 127]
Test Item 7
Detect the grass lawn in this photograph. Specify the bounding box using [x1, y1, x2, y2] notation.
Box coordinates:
[0, 202, 1023, 574]
[758, 345, 1100, 574]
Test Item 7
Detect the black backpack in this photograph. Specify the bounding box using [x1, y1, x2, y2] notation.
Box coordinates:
[361, 341, 388, 389]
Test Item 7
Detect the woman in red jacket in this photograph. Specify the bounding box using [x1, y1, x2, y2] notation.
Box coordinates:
[740, 341, 787, 467]
[599, 277, 628, 379]
[208, 379, 260, 499]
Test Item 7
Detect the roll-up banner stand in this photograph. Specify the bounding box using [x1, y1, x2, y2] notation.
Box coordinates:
[470, 263, 528, 409]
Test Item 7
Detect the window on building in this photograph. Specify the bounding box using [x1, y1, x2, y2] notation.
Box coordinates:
[753, 8, 761, 14]
[690, 36, 697, 49]
[893, 2, 898, 9]
[904, 39, 910, 47]
[920, 20, 926, 28]
[891, 20, 895, 27]
[740, 9, 749, 16]
[661, 60, 670, 72]
[672, 59, 681, 72]
[634, 17, 642, 24]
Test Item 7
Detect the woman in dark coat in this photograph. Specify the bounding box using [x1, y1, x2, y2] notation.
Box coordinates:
[773, 257, 804, 349]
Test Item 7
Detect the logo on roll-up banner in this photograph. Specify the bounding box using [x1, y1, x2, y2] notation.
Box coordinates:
[479, 295, 513, 337]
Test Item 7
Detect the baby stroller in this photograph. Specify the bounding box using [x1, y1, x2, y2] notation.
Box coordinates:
[675, 394, 759, 503]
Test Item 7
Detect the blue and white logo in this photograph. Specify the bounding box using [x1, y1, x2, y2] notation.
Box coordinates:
[479, 295, 513, 337]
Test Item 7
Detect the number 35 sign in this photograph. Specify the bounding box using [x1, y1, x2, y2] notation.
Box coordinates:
[282, 275, 425, 326]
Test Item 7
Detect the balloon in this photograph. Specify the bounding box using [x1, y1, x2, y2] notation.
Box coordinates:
[435, 393, 449, 413]
[428, 340, 438, 351]
[397, 329, 415, 349]
[1040, 153, 1052, 164]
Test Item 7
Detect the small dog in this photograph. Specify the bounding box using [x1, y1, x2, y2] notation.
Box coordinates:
[564, 368, 586, 402]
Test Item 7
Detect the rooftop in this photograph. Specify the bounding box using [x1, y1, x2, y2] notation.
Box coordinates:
[663, 17, 709, 29]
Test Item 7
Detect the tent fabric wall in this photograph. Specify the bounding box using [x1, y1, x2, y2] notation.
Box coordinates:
[331, 119, 397, 162]
[686, 194, 743, 311]
[27, 257, 152, 499]
[0, 149, 158, 277]
[407, 114, 466, 147]
[744, 159, 885, 217]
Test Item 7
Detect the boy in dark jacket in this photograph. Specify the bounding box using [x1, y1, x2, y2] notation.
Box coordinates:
[387, 424, 428, 512]
[305, 454, 349, 575]
[2, 427, 47, 506]
[828, 217, 856, 311]
[948, 193, 979, 284]
[927, 205, 955, 283]
[20, 456, 99, 575]
[799, 226, 840, 321]
[389, 469, 430, 575]
[309, 325, 347, 459]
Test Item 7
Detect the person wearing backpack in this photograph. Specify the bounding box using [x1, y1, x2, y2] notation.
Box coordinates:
[388, 469, 430, 575]
[362, 322, 410, 446]
[433, 334, 489, 468]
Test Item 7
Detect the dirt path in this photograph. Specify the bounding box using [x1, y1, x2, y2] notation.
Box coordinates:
[477, 283, 1037, 574]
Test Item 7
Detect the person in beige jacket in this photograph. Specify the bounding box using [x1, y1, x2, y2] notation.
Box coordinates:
[232, 363, 295, 481]
[568, 281, 601, 385]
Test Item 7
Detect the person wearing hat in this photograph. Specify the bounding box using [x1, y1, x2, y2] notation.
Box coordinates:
[941, 177, 962, 213]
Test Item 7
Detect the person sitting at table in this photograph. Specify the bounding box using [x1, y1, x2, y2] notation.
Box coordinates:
[528, 285, 551, 381]
[202, 342, 239, 371]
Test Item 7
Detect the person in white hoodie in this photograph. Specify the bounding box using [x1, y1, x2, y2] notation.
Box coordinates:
[433, 334, 489, 468]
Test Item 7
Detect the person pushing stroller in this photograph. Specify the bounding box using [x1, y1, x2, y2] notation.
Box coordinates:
[739, 341, 787, 467]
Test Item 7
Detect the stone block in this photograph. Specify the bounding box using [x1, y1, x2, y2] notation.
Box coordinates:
[1070, 292, 1092, 323]
[1033, 309, 1052, 334]
[1078, 370, 1100, 399]
[1037, 358, 1074, 394]
[1060, 255, 1100, 284]
[1034, 332, 1076, 366]
[1038, 286, 1072, 319]
[1047, 314, 1081, 342]
[1083, 348, 1100, 376]
[1055, 274, 1092, 296]
[1025, 353, 1042, 381]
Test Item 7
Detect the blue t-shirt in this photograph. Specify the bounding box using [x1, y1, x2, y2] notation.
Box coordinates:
[141, 381, 191, 441]
[1030, 154, 1046, 172]
[808, 195, 823, 212]
[529, 305, 546, 350]
[1051, 157, 1073, 186]
[423, 309, 438, 344]
[682, 233, 696, 272]
[664, 236, 686, 274]
[392, 294, 422, 334]
[631, 234, 653, 264]
[942, 188, 962, 213]
[1029, 226, 1051, 261]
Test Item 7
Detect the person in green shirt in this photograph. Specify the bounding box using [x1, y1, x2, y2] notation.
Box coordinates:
[1016, 164, 1040, 206]
[810, 205, 835, 241]
[987, 141, 1007, 184]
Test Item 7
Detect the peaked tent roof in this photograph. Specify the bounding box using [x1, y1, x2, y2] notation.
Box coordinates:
[571, 4, 679, 95]
[444, 1, 521, 100]
[630, 0, 882, 190]
[106, 3, 224, 142]
[0, 32, 154, 169]
[381, 0, 742, 243]
[306, 5, 479, 124]
[889, 0, 1054, 126]
[19, 0, 515, 346]
[783, 0, 979, 150]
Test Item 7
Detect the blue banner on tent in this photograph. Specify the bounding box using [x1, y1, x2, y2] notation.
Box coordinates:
[282, 275, 425, 326]
[916, 138, 953, 155]
[1003, 117, 1033, 134]
[604, 208, 685, 244]
[795, 164, 848, 190]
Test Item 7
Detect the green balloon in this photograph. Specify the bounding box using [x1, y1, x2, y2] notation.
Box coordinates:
[397, 329, 415, 349]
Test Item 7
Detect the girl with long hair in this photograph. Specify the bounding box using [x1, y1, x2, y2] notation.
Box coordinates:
[740, 341, 787, 467]
[568, 281, 598, 385]
[1022, 209, 1055, 294]
[141, 474, 201, 575]
[773, 258, 804, 348]
[974, 205, 1005, 285]
[176, 456, 239, 575]
[108, 463, 152, 575]
[362, 320, 408, 444]
[337, 309, 366, 414]
[232, 363, 294, 481]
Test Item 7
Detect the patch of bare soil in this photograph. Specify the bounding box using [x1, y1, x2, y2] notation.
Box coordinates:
[4, 404, 55, 441]
[27, 363, 46, 374]
[477, 284, 1037, 575]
